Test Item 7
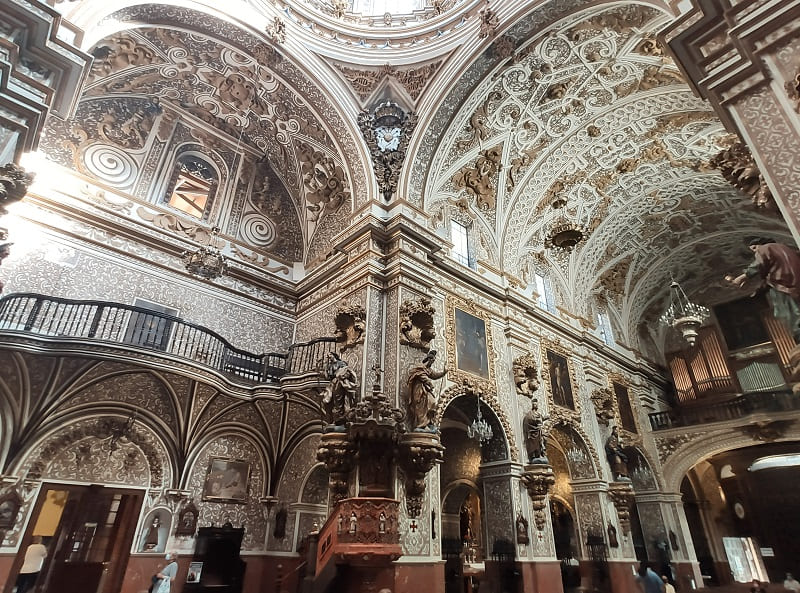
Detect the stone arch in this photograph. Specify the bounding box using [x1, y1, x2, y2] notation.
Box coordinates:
[299, 463, 329, 505]
[660, 423, 800, 492]
[435, 381, 518, 461]
[626, 445, 660, 492]
[549, 419, 601, 479]
[13, 414, 172, 489]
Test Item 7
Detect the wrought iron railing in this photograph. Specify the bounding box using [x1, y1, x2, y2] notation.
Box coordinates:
[0, 293, 336, 383]
[648, 389, 799, 430]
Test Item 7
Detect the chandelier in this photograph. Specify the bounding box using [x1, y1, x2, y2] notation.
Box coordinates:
[544, 200, 586, 252]
[659, 280, 709, 347]
[181, 227, 227, 280]
[467, 398, 493, 444]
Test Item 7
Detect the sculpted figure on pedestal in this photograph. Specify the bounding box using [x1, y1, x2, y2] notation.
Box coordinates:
[405, 350, 447, 430]
[321, 352, 358, 425]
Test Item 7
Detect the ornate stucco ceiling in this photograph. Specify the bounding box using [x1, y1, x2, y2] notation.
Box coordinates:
[43, 0, 791, 356]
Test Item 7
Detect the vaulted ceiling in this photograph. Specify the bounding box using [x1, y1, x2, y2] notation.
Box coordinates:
[44, 0, 791, 356]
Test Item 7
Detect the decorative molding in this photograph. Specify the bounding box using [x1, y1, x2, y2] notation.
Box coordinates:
[399, 297, 436, 351]
[334, 302, 366, 351]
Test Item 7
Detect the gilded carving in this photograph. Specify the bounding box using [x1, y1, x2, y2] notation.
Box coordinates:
[399, 297, 436, 351]
[591, 387, 616, 425]
[358, 101, 417, 201]
[513, 353, 540, 397]
[405, 350, 448, 430]
[655, 434, 694, 464]
[478, 4, 499, 38]
[452, 146, 502, 211]
[334, 62, 442, 101]
[267, 17, 286, 44]
[297, 142, 351, 221]
[736, 420, 796, 443]
[0, 163, 34, 215]
[709, 141, 773, 208]
[520, 464, 555, 530]
[334, 303, 366, 351]
[608, 482, 635, 535]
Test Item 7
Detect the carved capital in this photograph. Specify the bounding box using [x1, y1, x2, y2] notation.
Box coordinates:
[317, 432, 356, 503]
[397, 432, 444, 517]
[520, 464, 555, 530]
[608, 482, 635, 535]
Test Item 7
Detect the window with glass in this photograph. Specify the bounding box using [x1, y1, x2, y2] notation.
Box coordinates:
[597, 312, 615, 346]
[166, 155, 216, 219]
[533, 273, 556, 313]
[451, 220, 471, 267]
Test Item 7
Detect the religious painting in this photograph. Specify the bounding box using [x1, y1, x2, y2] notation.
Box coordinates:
[0, 491, 21, 529]
[546, 349, 574, 410]
[203, 458, 250, 503]
[187, 562, 203, 583]
[175, 502, 199, 536]
[612, 381, 637, 433]
[454, 307, 489, 379]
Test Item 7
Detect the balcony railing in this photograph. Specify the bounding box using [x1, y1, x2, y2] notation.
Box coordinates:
[648, 389, 799, 430]
[0, 293, 336, 383]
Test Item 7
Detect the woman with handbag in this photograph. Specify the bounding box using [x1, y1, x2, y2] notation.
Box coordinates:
[155, 552, 178, 593]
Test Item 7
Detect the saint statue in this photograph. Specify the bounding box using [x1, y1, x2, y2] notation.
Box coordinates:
[605, 426, 629, 481]
[405, 349, 447, 430]
[523, 399, 549, 463]
[726, 237, 800, 340]
[321, 352, 358, 425]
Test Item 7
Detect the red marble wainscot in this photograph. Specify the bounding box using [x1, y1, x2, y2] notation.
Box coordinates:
[394, 561, 445, 593]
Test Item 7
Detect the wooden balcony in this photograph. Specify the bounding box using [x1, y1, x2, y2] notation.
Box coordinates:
[648, 390, 799, 431]
[0, 292, 335, 383]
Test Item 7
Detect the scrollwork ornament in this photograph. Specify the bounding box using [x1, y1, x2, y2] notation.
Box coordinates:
[709, 141, 772, 208]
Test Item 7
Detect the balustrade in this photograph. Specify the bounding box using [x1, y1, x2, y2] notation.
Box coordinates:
[649, 389, 798, 430]
[0, 293, 334, 383]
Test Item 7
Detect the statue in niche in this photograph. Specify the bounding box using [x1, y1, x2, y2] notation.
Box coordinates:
[513, 353, 540, 397]
[523, 399, 549, 464]
[516, 514, 529, 545]
[607, 523, 619, 548]
[605, 426, 630, 481]
[334, 303, 366, 351]
[459, 501, 474, 543]
[399, 298, 436, 350]
[405, 349, 448, 430]
[321, 352, 358, 425]
[273, 507, 287, 539]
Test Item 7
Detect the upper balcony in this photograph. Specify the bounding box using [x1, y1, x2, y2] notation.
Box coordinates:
[648, 390, 800, 431]
[0, 292, 334, 384]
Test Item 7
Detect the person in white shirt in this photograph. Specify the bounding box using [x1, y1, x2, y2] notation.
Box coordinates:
[661, 575, 676, 593]
[15, 536, 47, 593]
[784, 572, 800, 592]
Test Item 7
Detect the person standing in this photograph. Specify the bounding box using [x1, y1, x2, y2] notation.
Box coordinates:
[15, 536, 47, 593]
[784, 572, 800, 592]
[634, 561, 663, 593]
[155, 552, 178, 593]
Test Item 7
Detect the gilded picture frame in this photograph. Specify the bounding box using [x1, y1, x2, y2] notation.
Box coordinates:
[541, 340, 580, 417]
[0, 491, 21, 529]
[445, 297, 495, 388]
[202, 458, 250, 503]
[175, 501, 199, 536]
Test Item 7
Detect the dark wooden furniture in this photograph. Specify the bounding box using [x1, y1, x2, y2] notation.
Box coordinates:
[183, 526, 246, 593]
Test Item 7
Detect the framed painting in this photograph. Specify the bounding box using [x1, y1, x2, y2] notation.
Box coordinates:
[454, 307, 490, 379]
[612, 380, 637, 434]
[202, 458, 250, 503]
[541, 342, 578, 414]
[175, 502, 199, 536]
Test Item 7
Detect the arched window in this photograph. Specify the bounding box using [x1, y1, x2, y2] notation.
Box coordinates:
[165, 154, 217, 219]
[533, 272, 556, 313]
